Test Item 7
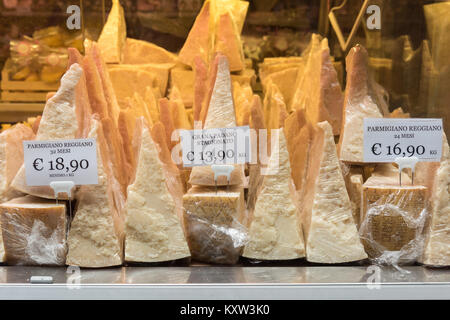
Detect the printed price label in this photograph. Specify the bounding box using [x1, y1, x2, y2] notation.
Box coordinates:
[363, 118, 443, 163]
[23, 138, 98, 186]
[179, 126, 251, 167]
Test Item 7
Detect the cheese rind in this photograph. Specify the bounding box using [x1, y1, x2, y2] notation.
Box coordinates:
[183, 186, 246, 264]
[302, 121, 367, 263]
[0, 196, 67, 266]
[125, 126, 190, 263]
[243, 130, 305, 260]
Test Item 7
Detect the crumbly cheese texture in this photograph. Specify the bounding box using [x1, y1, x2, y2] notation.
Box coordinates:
[243, 130, 305, 260]
[11, 64, 82, 199]
[189, 56, 245, 186]
[183, 186, 246, 264]
[125, 127, 190, 263]
[0, 196, 67, 266]
[421, 137, 450, 266]
[97, 0, 126, 63]
[302, 121, 367, 263]
[338, 45, 383, 163]
[66, 120, 124, 267]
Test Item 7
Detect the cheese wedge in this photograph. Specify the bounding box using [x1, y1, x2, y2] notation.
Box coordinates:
[97, 0, 126, 64]
[82, 54, 110, 118]
[144, 86, 160, 124]
[360, 165, 428, 263]
[263, 67, 299, 110]
[338, 45, 384, 163]
[183, 186, 246, 264]
[179, 0, 214, 68]
[302, 121, 367, 263]
[123, 38, 177, 64]
[0, 124, 35, 203]
[109, 68, 159, 107]
[418, 136, 450, 266]
[263, 82, 288, 132]
[189, 55, 245, 186]
[11, 64, 82, 199]
[193, 56, 208, 122]
[343, 166, 364, 227]
[233, 81, 252, 126]
[243, 129, 305, 260]
[125, 125, 190, 263]
[66, 119, 125, 267]
[0, 196, 66, 266]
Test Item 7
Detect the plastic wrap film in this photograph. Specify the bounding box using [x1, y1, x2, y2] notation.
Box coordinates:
[359, 180, 428, 270]
[183, 186, 248, 264]
[0, 196, 67, 266]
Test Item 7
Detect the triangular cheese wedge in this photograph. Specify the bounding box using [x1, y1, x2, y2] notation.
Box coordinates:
[179, 0, 214, 68]
[123, 38, 177, 64]
[213, 0, 249, 34]
[302, 121, 367, 263]
[125, 125, 190, 262]
[169, 91, 192, 130]
[82, 54, 110, 118]
[243, 129, 306, 260]
[338, 45, 384, 163]
[263, 82, 288, 132]
[418, 135, 450, 266]
[11, 64, 82, 199]
[97, 0, 126, 64]
[262, 67, 299, 111]
[0, 124, 35, 203]
[189, 55, 245, 186]
[67, 118, 125, 267]
[232, 81, 252, 126]
[118, 107, 139, 185]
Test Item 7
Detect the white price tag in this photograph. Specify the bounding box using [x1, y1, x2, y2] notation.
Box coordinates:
[179, 126, 251, 167]
[23, 138, 98, 186]
[363, 118, 443, 163]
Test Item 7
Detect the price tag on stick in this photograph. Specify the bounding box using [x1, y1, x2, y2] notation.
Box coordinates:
[23, 138, 98, 186]
[363, 118, 443, 163]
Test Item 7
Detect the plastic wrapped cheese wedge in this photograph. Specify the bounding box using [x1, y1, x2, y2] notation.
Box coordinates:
[66, 118, 125, 267]
[97, 0, 126, 64]
[189, 55, 245, 186]
[417, 135, 450, 266]
[11, 64, 83, 200]
[301, 121, 367, 263]
[242, 129, 305, 260]
[0, 196, 67, 266]
[124, 122, 190, 263]
[183, 186, 247, 264]
[359, 164, 428, 265]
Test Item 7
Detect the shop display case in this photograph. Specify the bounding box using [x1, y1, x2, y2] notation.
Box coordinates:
[0, 0, 449, 300]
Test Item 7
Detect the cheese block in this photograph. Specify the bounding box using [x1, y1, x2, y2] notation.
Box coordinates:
[0, 196, 66, 266]
[97, 0, 126, 64]
[170, 67, 195, 108]
[263, 82, 288, 132]
[144, 86, 160, 124]
[125, 125, 190, 263]
[11, 64, 82, 200]
[214, 0, 249, 34]
[183, 186, 246, 264]
[193, 57, 208, 122]
[109, 68, 159, 107]
[360, 164, 428, 263]
[418, 135, 450, 266]
[122, 38, 177, 64]
[338, 45, 385, 163]
[243, 129, 305, 260]
[302, 121, 367, 263]
[263, 57, 304, 65]
[259, 62, 304, 83]
[189, 55, 245, 186]
[262, 67, 299, 110]
[232, 81, 252, 126]
[290, 38, 343, 135]
[66, 119, 124, 267]
[108, 63, 174, 96]
[0, 124, 35, 203]
[343, 166, 364, 227]
[179, 0, 214, 68]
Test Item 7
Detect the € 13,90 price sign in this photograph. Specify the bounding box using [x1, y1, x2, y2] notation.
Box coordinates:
[179, 126, 252, 167]
[363, 118, 443, 163]
[23, 138, 98, 186]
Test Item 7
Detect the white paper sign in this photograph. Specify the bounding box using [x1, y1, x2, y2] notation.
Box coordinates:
[363, 118, 443, 163]
[179, 126, 251, 167]
[23, 138, 98, 186]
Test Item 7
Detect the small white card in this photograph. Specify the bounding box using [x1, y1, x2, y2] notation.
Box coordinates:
[363, 118, 443, 163]
[23, 138, 98, 186]
[179, 126, 252, 167]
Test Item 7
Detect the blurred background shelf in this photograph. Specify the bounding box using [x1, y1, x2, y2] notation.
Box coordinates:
[0, 102, 45, 122]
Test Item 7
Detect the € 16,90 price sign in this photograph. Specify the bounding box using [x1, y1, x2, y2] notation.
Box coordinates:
[363, 118, 443, 163]
[179, 126, 252, 167]
[23, 138, 98, 186]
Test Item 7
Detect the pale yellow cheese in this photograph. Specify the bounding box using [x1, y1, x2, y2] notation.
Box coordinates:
[97, 0, 126, 64]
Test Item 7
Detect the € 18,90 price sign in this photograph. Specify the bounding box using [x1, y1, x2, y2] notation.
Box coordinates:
[179, 126, 252, 167]
[23, 138, 98, 186]
[363, 118, 443, 163]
